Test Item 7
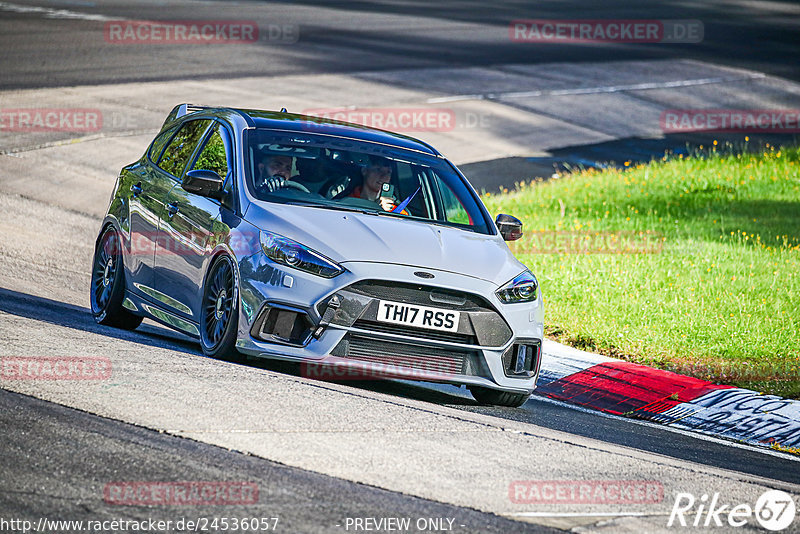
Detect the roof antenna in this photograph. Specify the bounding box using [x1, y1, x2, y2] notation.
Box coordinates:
[280, 107, 288, 113]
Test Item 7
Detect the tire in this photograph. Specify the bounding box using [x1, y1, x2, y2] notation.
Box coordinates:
[200, 255, 243, 362]
[469, 385, 531, 407]
[90, 226, 143, 330]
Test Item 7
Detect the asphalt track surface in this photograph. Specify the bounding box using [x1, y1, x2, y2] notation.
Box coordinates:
[3, 286, 800, 488]
[1, 1, 800, 533]
[0, 0, 798, 89]
[4, 282, 800, 533]
[0, 388, 558, 533]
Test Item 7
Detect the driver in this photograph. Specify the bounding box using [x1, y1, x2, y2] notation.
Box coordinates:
[257, 154, 292, 193]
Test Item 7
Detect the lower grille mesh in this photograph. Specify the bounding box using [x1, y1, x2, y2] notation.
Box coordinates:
[352, 320, 476, 345]
[335, 335, 468, 375]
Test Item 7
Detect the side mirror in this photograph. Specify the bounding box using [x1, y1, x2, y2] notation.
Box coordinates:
[496, 214, 523, 241]
[182, 169, 224, 199]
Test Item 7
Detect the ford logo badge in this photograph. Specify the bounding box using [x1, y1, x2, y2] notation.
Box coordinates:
[414, 271, 434, 279]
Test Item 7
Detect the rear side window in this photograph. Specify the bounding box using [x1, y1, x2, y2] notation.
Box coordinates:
[158, 119, 212, 177]
[148, 125, 178, 163]
[191, 123, 230, 178]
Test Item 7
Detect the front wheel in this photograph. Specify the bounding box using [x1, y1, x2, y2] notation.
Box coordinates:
[90, 226, 143, 330]
[469, 385, 531, 407]
[200, 255, 243, 362]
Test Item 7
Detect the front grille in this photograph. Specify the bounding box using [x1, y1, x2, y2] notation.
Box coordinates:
[332, 335, 473, 376]
[352, 319, 477, 345]
[347, 280, 491, 311]
[317, 279, 514, 347]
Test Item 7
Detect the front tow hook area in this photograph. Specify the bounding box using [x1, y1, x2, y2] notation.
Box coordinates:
[312, 294, 341, 339]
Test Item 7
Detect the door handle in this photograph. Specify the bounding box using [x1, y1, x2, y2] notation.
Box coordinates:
[166, 203, 180, 217]
[130, 182, 143, 197]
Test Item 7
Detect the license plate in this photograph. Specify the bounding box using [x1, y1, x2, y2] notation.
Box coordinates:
[376, 300, 460, 332]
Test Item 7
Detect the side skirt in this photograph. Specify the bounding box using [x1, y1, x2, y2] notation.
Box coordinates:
[123, 291, 200, 339]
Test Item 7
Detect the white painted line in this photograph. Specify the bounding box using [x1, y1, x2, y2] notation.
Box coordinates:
[0, 129, 157, 156]
[531, 395, 800, 462]
[426, 73, 767, 103]
[508, 512, 662, 517]
[0, 1, 116, 21]
[426, 94, 487, 103]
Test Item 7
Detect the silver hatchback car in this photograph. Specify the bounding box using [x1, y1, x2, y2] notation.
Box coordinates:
[91, 104, 544, 407]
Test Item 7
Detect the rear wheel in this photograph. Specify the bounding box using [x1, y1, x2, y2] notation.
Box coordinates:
[90, 226, 143, 330]
[469, 385, 531, 407]
[200, 255, 243, 362]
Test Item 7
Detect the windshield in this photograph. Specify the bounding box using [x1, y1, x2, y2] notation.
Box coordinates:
[245, 129, 493, 235]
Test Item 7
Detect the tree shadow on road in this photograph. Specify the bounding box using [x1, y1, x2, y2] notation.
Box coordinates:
[461, 132, 800, 193]
[0, 287, 200, 354]
[0, 286, 477, 405]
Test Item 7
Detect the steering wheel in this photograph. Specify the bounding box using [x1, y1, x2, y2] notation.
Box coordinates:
[281, 180, 311, 193]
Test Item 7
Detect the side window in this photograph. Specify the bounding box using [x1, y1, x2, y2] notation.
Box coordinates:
[434, 173, 471, 225]
[148, 125, 178, 163]
[191, 123, 230, 179]
[158, 119, 212, 178]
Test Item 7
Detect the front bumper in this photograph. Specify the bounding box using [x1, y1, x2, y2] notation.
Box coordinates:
[235, 259, 544, 393]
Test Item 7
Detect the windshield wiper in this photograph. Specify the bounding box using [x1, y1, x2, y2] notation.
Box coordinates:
[285, 201, 378, 215]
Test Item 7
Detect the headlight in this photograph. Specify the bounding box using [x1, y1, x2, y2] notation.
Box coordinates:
[259, 230, 344, 278]
[496, 270, 538, 303]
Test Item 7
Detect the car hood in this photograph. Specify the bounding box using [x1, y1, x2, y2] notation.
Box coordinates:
[244, 202, 527, 285]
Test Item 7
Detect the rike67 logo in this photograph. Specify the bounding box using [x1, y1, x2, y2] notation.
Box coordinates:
[668, 490, 796, 531]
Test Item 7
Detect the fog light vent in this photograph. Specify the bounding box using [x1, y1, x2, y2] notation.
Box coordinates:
[251, 305, 313, 346]
[502, 339, 542, 378]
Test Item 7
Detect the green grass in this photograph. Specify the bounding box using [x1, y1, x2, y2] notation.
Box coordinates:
[484, 144, 800, 397]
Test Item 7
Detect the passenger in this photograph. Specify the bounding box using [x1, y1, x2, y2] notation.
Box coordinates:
[346, 155, 399, 212]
